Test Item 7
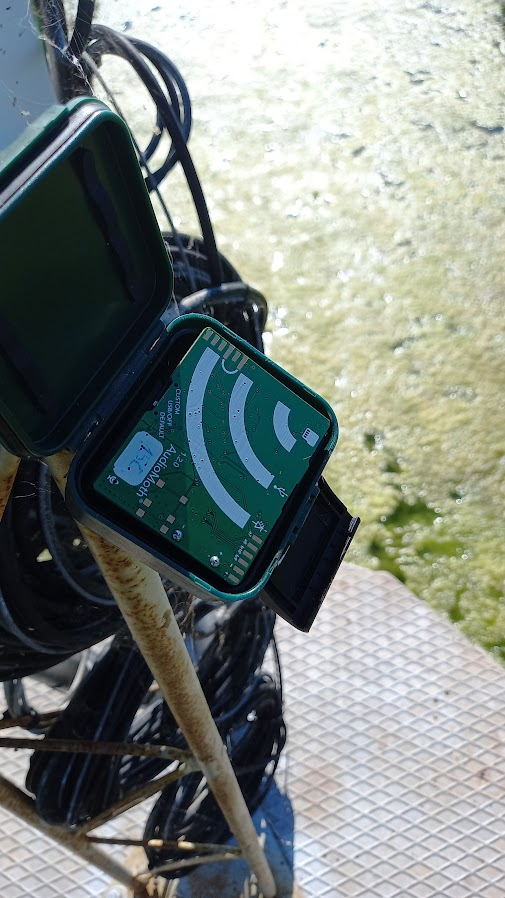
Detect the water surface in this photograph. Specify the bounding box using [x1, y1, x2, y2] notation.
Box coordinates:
[101, 0, 505, 655]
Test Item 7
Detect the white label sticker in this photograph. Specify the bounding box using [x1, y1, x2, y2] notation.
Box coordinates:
[113, 431, 164, 485]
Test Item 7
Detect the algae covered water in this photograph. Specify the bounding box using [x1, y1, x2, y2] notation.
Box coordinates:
[102, 0, 505, 655]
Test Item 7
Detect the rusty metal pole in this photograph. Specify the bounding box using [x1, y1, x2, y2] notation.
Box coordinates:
[46, 450, 278, 898]
[0, 775, 149, 896]
[0, 447, 19, 523]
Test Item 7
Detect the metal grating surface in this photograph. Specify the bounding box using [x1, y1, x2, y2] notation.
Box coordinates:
[2, 563, 505, 896]
[276, 564, 505, 898]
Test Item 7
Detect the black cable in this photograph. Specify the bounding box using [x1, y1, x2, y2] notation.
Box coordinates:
[144, 673, 285, 879]
[84, 54, 196, 296]
[163, 233, 268, 351]
[3, 653, 90, 735]
[120, 599, 277, 790]
[0, 464, 135, 677]
[37, 3, 195, 294]
[33, 0, 68, 48]
[66, 0, 95, 61]
[85, 34, 191, 186]
[36, 463, 116, 607]
[37, 0, 95, 61]
[0, 461, 119, 661]
[34, 0, 95, 100]
[26, 631, 153, 826]
[87, 25, 223, 286]
[38, 12, 233, 288]
[26, 600, 282, 834]
[127, 37, 192, 180]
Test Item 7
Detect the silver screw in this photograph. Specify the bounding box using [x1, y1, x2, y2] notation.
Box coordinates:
[172, 529, 183, 541]
[209, 555, 220, 567]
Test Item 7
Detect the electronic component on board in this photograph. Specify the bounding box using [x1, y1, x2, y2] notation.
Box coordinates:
[66, 312, 359, 628]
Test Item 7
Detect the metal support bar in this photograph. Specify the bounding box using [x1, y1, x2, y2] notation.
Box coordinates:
[0, 710, 60, 730]
[149, 852, 242, 876]
[78, 764, 197, 835]
[0, 735, 193, 763]
[86, 836, 242, 856]
[0, 447, 19, 522]
[0, 774, 150, 896]
[88, 836, 243, 877]
[46, 450, 278, 898]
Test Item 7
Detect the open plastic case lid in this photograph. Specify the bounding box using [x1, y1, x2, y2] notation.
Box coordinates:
[0, 97, 174, 458]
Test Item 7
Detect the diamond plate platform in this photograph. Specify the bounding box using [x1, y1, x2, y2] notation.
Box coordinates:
[276, 564, 505, 898]
[2, 563, 505, 897]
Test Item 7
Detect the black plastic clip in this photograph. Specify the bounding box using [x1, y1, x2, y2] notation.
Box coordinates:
[262, 478, 359, 632]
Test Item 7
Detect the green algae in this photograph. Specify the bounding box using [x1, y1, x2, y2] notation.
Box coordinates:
[103, 0, 505, 657]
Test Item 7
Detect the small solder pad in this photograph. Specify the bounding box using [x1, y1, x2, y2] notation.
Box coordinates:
[94, 326, 331, 588]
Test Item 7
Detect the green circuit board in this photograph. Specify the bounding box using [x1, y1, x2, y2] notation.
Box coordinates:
[94, 326, 331, 587]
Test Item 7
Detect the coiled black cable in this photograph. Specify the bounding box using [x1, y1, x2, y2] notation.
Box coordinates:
[26, 599, 282, 841]
[119, 37, 192, 185]
[0, 460, 120, 678]
[85, 29, 192, 189]
[26, 630, 153, 825]
[37, 1, 220, 288]
[120, 599, 277, 790]
[86, 24, 222, 286]
[36, 463, 116, 607]
[163, 233, 268, 351]
[145, 673, 285, 879]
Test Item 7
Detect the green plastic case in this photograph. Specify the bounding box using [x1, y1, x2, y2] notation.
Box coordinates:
[0, 99, 357, 625]
[66, 313, 339, 604]
[0, 98, 174, 457]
